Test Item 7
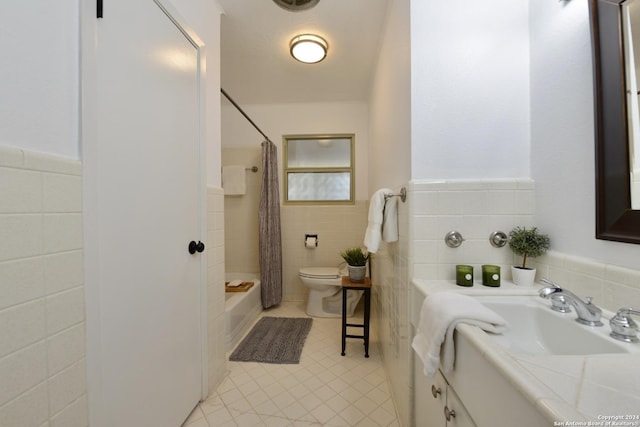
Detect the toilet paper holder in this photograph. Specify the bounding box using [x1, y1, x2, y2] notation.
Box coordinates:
[305, 234, 318, 248]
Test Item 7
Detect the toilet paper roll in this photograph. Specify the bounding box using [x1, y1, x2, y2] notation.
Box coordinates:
[305, 237, 317, 248]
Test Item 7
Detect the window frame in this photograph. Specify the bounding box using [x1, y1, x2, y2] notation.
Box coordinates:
[282, 133, 355, 205]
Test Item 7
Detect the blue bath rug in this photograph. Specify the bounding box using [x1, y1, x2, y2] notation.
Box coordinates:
[229, 316, 313, 364]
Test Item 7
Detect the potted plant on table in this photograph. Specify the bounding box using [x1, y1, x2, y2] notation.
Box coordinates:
[508, 226, 550, 286]
[340, 247, 369, 283]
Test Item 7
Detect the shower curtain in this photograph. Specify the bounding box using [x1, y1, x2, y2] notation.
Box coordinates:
[259, 139, 283, 308]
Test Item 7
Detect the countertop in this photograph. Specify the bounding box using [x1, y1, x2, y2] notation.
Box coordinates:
[411, 279, 640, 425]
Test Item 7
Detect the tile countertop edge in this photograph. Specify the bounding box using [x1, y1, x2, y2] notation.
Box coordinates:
[410, 278, 629, 424]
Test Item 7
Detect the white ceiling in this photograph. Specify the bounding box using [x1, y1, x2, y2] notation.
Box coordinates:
[217, 0, 390, 105]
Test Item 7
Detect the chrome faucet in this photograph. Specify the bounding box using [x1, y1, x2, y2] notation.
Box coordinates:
[539, 279, 603, 326]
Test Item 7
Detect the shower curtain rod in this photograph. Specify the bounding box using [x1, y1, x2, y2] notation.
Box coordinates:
[221, 88, 272, 143]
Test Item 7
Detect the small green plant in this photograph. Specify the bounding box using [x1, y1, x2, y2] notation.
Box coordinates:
[340, 247, 369, 266]
[508, 226, 550, 269]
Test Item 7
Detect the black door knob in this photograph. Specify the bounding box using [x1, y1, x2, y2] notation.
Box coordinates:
[188, 241, 205, 254]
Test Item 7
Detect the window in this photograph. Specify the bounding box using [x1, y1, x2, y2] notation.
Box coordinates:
[283, 134, 355, 204]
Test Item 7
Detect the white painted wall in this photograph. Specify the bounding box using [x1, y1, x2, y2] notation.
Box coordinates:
[367, 0, 412, 425]
[0, 1, 80, 159]
[410, 0, 530, 179]
[0, 1, 222, 184]
[221, 101, 370, 200]
[171, 0, 224, 188]
[530, 0, 640, 269]
[368, 0, 411, 193]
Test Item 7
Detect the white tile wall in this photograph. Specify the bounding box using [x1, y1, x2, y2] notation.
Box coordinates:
[222, 148, 262, 276]
[410, 179, 535, 281]
[530, 251, 640, 313]
[0, 145, 87, 426]
[207, 187, 226, 394]
[281, 203, 368, 301]
[370, 188, 411, 427]
[405, 177, 640, 313]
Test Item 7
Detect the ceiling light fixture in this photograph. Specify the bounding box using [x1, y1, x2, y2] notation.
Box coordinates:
[273, 0, 320, 12]
[289, 34, 328, 64]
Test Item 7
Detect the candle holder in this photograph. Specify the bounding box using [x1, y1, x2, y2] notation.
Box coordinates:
[455, 265, 474, 287]
[482, 265, 501, 287]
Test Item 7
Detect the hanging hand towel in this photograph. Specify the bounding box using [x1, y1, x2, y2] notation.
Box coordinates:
[222, 165, 246, 195]
[364, 188, 392, 253]
[411, 292, 507, 378]
[382, 193, 398, 243]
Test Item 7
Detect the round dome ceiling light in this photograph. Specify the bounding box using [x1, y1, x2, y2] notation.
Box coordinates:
[273, 0, 320, 12]
[290, 34, 328, 64]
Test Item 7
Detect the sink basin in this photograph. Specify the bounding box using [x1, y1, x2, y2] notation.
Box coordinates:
[476, 296, 637, 356]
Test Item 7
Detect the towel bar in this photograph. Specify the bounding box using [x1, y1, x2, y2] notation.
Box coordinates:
[384, 187, 406, 203]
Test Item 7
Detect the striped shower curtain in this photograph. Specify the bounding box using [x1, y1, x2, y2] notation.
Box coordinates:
[259, 139, 283, 308]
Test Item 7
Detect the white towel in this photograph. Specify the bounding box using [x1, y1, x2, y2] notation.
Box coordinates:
[382, 194, 398, 243]
[364, 188, 392, 253]
[227, 280, 243, 287]
[222, 165, 246, 195]
[411, 292, 507, 378]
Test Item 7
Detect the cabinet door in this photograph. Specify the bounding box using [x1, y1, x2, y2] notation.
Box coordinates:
[414, 354, 447, 427]
[446, 387, 477, 427]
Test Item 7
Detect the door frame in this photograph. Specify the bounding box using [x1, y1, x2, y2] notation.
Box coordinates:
[80, 1, 208, 424]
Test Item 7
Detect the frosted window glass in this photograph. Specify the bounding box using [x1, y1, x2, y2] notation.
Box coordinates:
[287, 138, 351, 167]
[287, 172, 351, 201]
[283, 134, 354, 204]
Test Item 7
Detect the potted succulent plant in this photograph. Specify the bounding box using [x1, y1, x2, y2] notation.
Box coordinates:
[340, 247, 369, 282]
[508, 226, 550, 286]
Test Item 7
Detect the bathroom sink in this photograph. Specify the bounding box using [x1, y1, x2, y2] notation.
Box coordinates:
[475, 296, 638, 356]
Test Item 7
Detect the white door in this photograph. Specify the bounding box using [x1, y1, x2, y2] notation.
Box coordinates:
[85, 1, 203, 425]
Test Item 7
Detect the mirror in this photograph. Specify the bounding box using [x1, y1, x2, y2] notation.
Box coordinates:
[590, 0, 640, 243]
[623, 0, 640, 208]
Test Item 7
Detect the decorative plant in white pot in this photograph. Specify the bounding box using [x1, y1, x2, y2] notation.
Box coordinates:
[508, 226, 550, 286]
[340, 247, 369, 283]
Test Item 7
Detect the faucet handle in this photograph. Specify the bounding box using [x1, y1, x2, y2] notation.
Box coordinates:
[610, 308, 640, 343]
[540, 278, 560, 288]
[584, 297, 602, 313]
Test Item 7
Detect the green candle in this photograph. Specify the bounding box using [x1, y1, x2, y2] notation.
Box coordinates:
[456, 265, 474, 287]
[482, 265, 501, 287]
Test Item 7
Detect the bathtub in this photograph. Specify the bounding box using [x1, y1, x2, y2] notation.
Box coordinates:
[225, 273, 262, 351]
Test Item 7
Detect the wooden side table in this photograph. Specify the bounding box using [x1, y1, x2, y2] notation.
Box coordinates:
[341, 276, 371, 358]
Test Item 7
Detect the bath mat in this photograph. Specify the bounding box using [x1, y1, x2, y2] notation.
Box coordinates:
[229, 316, 313, 364]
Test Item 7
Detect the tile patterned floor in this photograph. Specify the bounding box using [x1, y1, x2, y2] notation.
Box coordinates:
[183, 301, 400, 426]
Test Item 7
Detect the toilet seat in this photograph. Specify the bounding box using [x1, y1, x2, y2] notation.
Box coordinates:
[299, 267, 340, 279]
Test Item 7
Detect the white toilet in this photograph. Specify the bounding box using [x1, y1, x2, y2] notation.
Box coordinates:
[299, 267, 363, 318]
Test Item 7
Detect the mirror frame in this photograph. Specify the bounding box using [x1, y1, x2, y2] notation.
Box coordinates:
[591, 0, 640, 243]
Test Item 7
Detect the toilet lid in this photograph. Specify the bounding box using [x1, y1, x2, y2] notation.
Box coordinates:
[299, 267, 340, 279]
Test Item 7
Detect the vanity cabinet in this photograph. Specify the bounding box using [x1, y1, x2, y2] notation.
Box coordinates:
[414, 354, 477, 427]
[412, 329, 548, 427]
[411, 282, 554, 427]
